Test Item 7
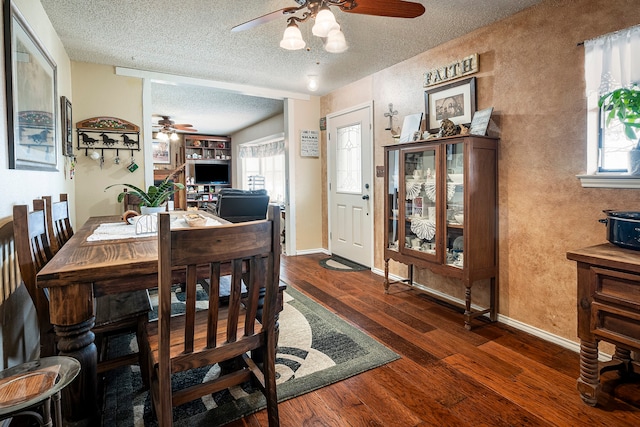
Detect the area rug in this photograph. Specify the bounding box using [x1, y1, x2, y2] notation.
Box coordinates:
[319, 255, 369, 271]
[101, 282, 399, 426]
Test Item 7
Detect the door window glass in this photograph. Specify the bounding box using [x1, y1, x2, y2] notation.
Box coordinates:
[336, 124, 362, 193]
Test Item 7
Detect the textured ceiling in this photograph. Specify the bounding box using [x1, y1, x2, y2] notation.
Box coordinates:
[39, 0, 541, 135]
[150, 83, 285, 135]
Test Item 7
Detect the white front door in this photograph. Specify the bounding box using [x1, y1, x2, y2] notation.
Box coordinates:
[327, 104, 373, 267]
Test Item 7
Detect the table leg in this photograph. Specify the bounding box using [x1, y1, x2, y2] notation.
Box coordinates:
[600, 346, 632, 376]
[48, 285, 99, 426]
[55, 319, 98, 424]
[613, 346, 632, 373]
[577, 339, 600, 406]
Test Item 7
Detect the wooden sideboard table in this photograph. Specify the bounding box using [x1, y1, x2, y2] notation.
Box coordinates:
[567, 243, 640, 406]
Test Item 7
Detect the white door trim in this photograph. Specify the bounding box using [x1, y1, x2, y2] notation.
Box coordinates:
[326, 101, 374, 267]
[284, 98, 296, 257]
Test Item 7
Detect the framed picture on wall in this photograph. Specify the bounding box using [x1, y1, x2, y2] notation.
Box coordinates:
[4, 0, 58, 170]
[152, 140, 170, 164]
[424, 77, 476, 133]
[61, 96, 73, 156]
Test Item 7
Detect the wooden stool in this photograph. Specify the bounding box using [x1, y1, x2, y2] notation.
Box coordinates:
[0, 356, 80, 427]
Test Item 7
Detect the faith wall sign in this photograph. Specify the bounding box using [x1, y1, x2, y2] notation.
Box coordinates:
[423, 54, 479, 87]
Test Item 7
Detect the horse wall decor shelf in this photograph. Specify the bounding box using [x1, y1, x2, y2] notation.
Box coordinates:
[76, 116, 140, 156]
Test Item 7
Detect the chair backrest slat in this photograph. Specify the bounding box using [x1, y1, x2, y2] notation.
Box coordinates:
[206, 263, 221, 349]
[184, 265, 197, 353]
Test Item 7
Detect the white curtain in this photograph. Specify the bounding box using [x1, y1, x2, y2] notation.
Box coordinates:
[585, 24, 640, 96]
[238, 139, 284, 159]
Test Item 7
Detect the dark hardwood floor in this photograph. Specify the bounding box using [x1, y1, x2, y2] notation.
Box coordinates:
[232, 253, 640, 427]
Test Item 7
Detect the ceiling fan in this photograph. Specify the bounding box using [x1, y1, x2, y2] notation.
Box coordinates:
[232, 0, 426, 32]
[232, 1, 425, 53]
[152, 115, 198, 133]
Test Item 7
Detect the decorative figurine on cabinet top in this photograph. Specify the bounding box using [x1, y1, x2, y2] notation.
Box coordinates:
[438, 118, 459, 137]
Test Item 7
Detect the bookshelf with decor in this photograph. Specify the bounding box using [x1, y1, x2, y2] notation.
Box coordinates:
[184, 135, 232, 210]
[184, 135, 231, 161]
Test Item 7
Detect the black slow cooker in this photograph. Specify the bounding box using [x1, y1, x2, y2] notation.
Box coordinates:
[599, 210, 640, 250]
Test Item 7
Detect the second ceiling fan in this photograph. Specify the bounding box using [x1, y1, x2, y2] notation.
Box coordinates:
[152, 115, 198, 133]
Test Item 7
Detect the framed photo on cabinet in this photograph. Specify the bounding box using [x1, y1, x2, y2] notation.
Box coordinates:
[424, 77, 476, 133]
[4, 0, 58, 170]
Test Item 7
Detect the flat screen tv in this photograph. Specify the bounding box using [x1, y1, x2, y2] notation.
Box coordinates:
[194, 163, 230, 185]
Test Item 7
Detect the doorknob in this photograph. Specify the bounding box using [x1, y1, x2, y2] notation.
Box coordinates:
[362, 195, 370, 200]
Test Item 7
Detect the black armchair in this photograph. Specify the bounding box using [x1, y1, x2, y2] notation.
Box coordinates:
[215, 188, 270, 223]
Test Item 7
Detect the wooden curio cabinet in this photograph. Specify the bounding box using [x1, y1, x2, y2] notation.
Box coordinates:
[383, 135, 498, 329]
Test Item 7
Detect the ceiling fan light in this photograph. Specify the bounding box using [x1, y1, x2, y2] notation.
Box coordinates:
[325, 28, 348, 53]
[307, 75, 319, 92]
[169, 131, 179, 141]
[280, 22, 305, 50]
[156, 131, 169, 142]
[312, 7, 338, 37]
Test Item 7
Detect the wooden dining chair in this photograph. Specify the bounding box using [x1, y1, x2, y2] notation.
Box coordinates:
[16, 201, 151, 384]
[123, 192, 142, 213]
[144, 205, 281, 427]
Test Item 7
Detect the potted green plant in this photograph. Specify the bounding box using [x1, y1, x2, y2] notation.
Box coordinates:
[105, 164, 185, 214]
[598, 86, 640, 174]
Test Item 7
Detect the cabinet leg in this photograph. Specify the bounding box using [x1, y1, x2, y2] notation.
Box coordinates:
[489, 277, 498, 322]
[577, 339, 600, 406]
[408, 264, 414, 287]
[384, 259, 390, 293]
[464, 286, 472, 330]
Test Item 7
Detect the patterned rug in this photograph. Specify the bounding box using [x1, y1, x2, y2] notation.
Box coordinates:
[101, 282, 399, 426]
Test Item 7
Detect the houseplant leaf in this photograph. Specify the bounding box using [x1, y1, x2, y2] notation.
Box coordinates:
[105, 163, 185, 207]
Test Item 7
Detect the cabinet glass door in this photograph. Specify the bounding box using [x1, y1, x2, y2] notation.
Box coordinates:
[386, 149, 400, 251]
[402, 147, 438, 258]
[445, 142, 464, 268]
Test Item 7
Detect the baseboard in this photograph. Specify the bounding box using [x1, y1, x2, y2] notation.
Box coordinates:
[295, 248, 330, 256]
[371, 268, 611, 362]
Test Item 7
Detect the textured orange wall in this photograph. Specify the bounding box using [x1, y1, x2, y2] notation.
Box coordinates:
[322, 0, 640, 342]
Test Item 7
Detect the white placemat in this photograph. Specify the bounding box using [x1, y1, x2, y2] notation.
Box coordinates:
[86, 222, 152, 241]
[87, 216, 223, 242]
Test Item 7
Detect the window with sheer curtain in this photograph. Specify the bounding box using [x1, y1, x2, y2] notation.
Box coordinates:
[584, 24, 640, 177]
[238, 136, 285, 203]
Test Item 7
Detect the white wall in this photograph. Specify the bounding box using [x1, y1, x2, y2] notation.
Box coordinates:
[285, 97, 323, 252]
[0, 0, 74, 369]
[0, 0, 74, 220]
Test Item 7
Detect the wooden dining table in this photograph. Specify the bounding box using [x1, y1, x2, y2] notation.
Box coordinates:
[36, 211, 232, 425]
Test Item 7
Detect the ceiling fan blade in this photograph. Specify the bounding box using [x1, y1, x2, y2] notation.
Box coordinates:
[231, 7, 300, 32]
[341, 0, 425, 18]
[173, 124, 195, 130]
